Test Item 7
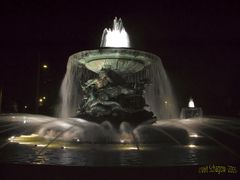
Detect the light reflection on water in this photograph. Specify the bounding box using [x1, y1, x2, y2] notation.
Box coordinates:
[0, 143, 238, 166]
[0, 115, 240, 166]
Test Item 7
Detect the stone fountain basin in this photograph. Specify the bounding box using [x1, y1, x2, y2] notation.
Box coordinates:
[69, 48, 160, 74]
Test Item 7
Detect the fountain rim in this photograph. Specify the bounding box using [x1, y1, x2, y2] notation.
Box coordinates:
[69, 47, 161, 73]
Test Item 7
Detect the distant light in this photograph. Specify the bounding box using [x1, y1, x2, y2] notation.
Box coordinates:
[188, 144, 197, 148]
[188, 98, 195, 108]
[120, 139, 125, 143]
[39, 98, 43, 102]
[76, 139, 80, 142]
[8, 136, 15, 142]
[20, 134, 38, 138]
[126, 147, 138, 150]
[43, 64, 48, 69]
[23, 120, 27, 124]
[164, 101, 168, 104]
[24, 106, 28, 109]
[189, 134, 199, 138]
[36, 144, 46, 147]
[43, 96, 46, 100]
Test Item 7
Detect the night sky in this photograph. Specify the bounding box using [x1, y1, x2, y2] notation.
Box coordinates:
[0, 0, 240, 117]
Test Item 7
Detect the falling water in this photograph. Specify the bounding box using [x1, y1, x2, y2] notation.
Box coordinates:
[144, 60, 179, 119]
[57, 61, 96, 118]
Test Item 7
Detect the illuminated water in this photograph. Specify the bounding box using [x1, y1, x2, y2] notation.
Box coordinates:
[0, 114, 239, 166]
[100, 17, 130, 48]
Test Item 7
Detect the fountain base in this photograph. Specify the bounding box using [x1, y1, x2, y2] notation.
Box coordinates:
[180, 107, 203, 119]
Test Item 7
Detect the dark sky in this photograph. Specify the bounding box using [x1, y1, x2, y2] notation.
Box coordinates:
[0, 0, 240, 116]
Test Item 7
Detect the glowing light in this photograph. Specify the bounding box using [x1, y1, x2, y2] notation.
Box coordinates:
[127, 147, 138, 150]
[188, 98, 195, 108]
[24, 106, 28, 109]
[36, 144, 46, 147]
[20, 134, 38, 138]
[100, 17, 130, 48]
[39, 98, 43, 102]
[18, 142, 33, 145]
[23, 120, 27, 124]
[43, 96, 46, 100]
[42, 64, 48, 69]
[8, 136, 15, 142]
[189, 134, 199, 138]
[120, 139, 125, 143]
[188, 144, 197, 148]
[76, 139, 80, 142]
[164, 101, 168, 104]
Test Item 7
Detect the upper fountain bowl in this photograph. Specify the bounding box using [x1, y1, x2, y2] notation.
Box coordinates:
[69, 48, 160, 74]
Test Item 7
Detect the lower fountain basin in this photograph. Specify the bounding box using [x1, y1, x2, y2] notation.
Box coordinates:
[1, 114, 240, 167]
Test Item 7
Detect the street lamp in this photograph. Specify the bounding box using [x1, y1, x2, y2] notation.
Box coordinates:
[43, 64, 48, 69]
[35, 55, 49, 113]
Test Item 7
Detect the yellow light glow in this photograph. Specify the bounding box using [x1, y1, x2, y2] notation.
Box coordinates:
[18, 142, 34, 145]
[188, 144, 197, 148]
[43, 64, 48, 69]
[39, 98, 43, 102]
[20, 134, 38, 138]
[36, 144, 46, 147]
[127, 147, 138, 150]
[43, 96, 46, 100]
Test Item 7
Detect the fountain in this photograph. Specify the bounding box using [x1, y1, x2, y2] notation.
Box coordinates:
[0, 18, 239, 167]
[58, 17, 178, 124]
[180, 98, 203, 119]
[33, 17, 181, 144]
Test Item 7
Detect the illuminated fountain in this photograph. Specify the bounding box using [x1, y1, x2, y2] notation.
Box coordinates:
[180, 98, 203, 119]
[32, 17, 180, 144]
[58, 17, 178, 123]
[0, 18, 239, 166]
[2, 17, 180, 145]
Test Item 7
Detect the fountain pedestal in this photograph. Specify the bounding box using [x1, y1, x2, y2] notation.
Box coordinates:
[180, 107, 203, 119]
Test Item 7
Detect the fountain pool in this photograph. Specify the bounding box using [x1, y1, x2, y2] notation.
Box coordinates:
[0, 114, 240, 166]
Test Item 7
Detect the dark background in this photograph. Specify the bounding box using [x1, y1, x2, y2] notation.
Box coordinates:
[0, 0, 240, 117]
